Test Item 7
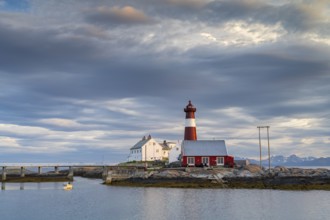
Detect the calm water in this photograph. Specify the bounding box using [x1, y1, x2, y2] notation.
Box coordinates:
[0, 177, 329, 220]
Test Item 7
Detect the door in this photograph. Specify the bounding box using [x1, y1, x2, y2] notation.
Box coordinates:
[202, 157, 209, 166]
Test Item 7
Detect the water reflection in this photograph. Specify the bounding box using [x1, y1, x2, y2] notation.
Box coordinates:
[0, 181, 66, 190]
[1, 178, 330, 220]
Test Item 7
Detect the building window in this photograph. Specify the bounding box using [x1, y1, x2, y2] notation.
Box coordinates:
[217, 157, 224, 165]
[187, 157, 195, 165]
[202, 157, 209, 165]
[156, 149, 159, 153]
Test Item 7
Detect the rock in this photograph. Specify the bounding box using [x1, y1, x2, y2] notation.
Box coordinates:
[237, 170, 254, 177]
[244, 164, 263, 173]
[289, 168, 304, 176]
[153, 170, 180, 178]
[273, 166, 289, 173]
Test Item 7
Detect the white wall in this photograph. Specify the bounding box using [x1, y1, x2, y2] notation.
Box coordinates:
[128, 148, 142, 161]
[128, 138, 179, 162]
[142, 138, 164, 161]
[169, 144, 181, 163]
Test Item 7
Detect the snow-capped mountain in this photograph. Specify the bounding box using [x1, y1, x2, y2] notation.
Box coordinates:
[235, 155, 330, 166]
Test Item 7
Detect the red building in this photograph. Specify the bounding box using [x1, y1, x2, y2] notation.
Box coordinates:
[181, 101, 234, 167]
[181, 140, 234, 167]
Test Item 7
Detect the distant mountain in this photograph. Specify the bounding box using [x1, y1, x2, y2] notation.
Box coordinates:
[235, 154, 330, 166]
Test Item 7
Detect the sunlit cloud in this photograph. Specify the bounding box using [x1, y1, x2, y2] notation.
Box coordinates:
[39, 118, 82, 128]
[86, 5, 153, 25]
[0, 136, 20, 148]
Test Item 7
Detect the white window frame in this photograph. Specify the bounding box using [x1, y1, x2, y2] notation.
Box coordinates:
[187, 157, 195, 165]
[202, 157, 209, 165]
[217, 157, 224, 166]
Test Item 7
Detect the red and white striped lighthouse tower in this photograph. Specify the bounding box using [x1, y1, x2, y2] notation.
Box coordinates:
[184, 100, 197, 140]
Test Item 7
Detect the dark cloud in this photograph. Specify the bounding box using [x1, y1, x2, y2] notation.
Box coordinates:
[85, 6, 154, 26]
[0, 0, 329, 161]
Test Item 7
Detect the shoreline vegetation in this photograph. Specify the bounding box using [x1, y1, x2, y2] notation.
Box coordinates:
[1, 165, 330, 190]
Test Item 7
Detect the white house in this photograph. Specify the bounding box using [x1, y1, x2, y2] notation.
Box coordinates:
[128, 135, 172, 162]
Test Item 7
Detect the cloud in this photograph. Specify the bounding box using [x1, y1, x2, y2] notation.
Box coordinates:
[0, 0, 329, 161]
[0, 136, 20, 148]
[39, 118, 82, 128]
[205, 0, 330, 32]
[0, 124, 50, 137]
[86, 6, 153, 26]
[166, 0, 208, 9]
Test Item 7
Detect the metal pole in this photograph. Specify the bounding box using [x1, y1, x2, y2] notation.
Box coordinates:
[258, 127, 262, 168]
[267, 126, 271, 171]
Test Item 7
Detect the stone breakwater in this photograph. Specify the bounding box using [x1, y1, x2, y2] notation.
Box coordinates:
[106, 165, 330, 190]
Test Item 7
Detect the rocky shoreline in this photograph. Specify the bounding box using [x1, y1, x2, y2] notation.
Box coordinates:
[106, 165, 330, 190]
[2, 165, 329, 190]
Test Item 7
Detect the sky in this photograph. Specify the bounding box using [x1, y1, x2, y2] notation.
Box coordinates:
[0, 0, 329, 163]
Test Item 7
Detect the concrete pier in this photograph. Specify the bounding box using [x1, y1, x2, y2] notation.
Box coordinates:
[102, 166, 109, 180]
[2, 167, 6, 181]
[68, 166, 74, 180]
[20, 167, 25, 177]
[0, 164, 118, 182]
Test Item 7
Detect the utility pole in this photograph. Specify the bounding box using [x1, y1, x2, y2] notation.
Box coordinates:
[257, 126, 271, 170]
[258, 127, 262, 168]
[267, 126, 270, 171]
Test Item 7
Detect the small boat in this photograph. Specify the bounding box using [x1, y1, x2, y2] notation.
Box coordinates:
[63, 182, 73, 190]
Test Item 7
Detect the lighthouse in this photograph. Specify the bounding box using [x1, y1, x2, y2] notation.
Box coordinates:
[184, 100, 197, 140]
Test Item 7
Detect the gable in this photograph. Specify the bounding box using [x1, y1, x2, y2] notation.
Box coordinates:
[130, 139, 149, 150]
[130, 138, 163, 150]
